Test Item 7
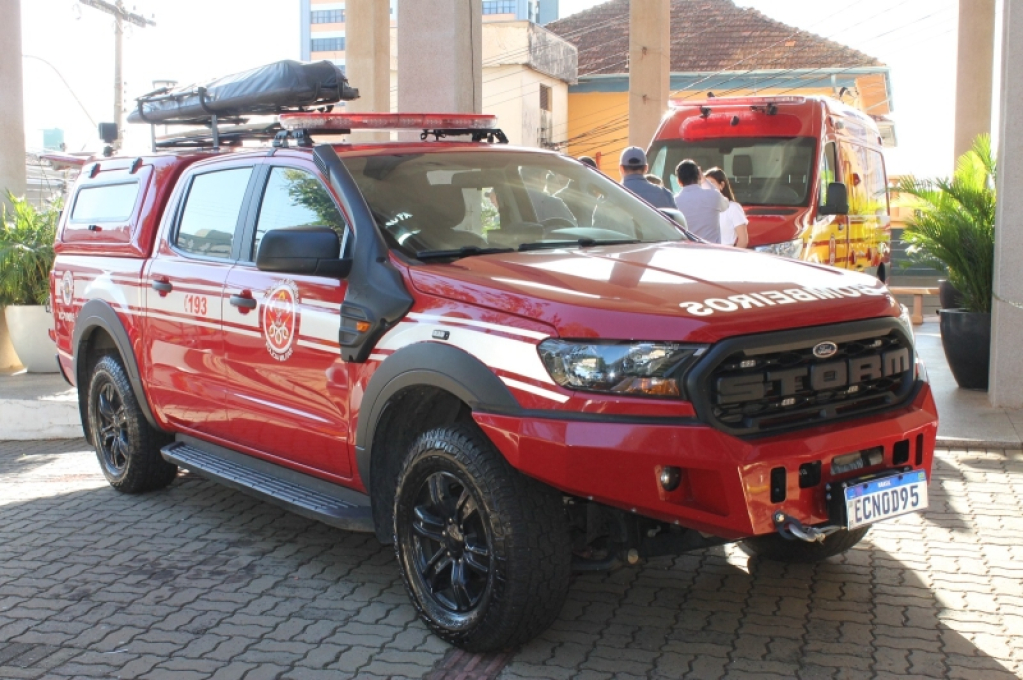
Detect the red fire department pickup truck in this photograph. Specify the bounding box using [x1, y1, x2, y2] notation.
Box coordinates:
[51, 62, 937, 651]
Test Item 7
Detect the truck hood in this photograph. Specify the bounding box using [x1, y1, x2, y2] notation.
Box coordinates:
[408, 242, 900, 343]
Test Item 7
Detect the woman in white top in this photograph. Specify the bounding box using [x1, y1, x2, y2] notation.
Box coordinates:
[704, 167, 749, 248]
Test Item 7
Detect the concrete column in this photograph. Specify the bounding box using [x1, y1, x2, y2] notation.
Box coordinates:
[990, 0, 1023, 407]
[346, 0, 391, 142]
[0, 0, 26, 204]
[397, 0, 482, 114]
[954, 0, 996, 160]
[628, 0, 671, 150]
[0, 0, 27, 370]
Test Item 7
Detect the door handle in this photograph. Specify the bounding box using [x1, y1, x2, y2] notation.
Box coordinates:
[230, 294, 257, 310]
[151, 280, 173, 293]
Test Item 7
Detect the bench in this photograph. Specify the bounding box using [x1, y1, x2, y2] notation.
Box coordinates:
[888, 287, 938, 324]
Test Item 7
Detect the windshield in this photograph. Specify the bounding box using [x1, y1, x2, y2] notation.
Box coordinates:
[340, 150, 684, 258]
[649, 137, 817, 207]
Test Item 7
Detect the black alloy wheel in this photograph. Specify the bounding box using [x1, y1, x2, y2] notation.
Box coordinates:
[394, 425, 571, 651]
[95, 379, 130, 477]
[87, 355, 177, 493]
[409, 471, 493, 615]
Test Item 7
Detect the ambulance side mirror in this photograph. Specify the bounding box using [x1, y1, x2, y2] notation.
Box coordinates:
[819, 182, 849, 216]
[256, 226, 352, 278]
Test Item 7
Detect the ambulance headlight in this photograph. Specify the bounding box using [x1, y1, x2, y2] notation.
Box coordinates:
[538, 340, 707, 398]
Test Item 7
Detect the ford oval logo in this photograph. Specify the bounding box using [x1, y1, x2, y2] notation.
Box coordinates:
[813, 341, 838, 359]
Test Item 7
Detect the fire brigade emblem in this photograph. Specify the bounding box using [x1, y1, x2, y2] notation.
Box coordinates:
[60, 271, 74, 307]
[262, 280, 299, 362]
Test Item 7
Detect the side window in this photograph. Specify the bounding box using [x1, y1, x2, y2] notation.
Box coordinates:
[176, 167, 252, 259]
[252, 167, 347, 258]
[71, 182, 140, 222]
[818, 141, 837, 208]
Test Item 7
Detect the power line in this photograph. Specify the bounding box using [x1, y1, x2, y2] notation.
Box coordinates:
[21, 55, 97, 127]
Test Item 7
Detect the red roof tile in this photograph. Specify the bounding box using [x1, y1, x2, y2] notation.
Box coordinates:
[546, 0, 883, 76]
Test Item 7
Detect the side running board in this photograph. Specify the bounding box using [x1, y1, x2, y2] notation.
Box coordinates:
[161, 436, 374, 533]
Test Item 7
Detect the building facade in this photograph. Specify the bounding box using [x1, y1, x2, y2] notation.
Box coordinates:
[546, 0, 895, 170]
[300, 0, 561, 65]
[298, 1, 574, 149]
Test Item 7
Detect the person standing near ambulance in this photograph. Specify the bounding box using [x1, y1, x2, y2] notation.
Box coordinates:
[704, 167, 749, 248]
[673, 159, 728, 243]
[617, 147, 675, 209]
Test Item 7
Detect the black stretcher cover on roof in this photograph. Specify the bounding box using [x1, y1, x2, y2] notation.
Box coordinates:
[128, 60, 359, 125]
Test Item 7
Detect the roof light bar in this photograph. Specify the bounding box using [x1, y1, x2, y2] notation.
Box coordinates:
[671, 96, 806, 108]
[279, 112, 499, 131]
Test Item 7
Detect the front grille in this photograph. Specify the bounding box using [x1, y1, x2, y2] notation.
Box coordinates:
[686, 318, 917, 437]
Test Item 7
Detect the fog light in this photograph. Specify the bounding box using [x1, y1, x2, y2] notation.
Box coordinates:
[659, 466, 681, 491]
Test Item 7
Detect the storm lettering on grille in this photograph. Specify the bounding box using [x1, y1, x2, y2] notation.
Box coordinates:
[715, 348, 911, 405]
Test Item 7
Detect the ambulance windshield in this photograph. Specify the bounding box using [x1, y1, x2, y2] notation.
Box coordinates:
[648, 137, 817, 207]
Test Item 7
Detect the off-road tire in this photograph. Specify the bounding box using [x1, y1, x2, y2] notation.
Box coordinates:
[740, 526, 870, 563]
[393, 424, 571, 651]
[87, 355, 176, 493]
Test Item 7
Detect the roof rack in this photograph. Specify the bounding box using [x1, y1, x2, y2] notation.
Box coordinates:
[132, 61, 508, 151]
[150, 113, 509, 150]
[130, 60, 359, 151]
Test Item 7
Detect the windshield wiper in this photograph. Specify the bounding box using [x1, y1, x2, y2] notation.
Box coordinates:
[415, 245, 515, 260]
[517, 238, 641, 251]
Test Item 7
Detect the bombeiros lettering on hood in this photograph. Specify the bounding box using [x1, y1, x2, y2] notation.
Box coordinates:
[678, 283, 889, 316]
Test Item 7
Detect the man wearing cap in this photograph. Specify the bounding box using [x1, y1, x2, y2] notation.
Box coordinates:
[617, 146, 675, 209]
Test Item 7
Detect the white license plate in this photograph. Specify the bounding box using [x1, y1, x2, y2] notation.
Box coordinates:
[844, 470, 928, 529]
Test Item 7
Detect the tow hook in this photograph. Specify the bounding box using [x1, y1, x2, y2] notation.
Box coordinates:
[773, 512, 842, 543]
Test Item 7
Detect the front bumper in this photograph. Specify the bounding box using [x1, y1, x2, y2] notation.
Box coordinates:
[474, 382, 938, 540]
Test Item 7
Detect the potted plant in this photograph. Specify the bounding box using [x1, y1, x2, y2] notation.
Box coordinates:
[0, 192, 61, 373]
[900, 135, 995, 390]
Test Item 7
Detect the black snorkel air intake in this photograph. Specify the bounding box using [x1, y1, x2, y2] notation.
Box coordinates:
[313, 145, 414, 364]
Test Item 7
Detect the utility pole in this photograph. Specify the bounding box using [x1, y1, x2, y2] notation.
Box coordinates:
[78, 0, 155, 151]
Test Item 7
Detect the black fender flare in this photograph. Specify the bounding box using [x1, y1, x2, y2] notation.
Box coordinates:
[354, 341, 521, 489]
[73, 299, 162, 434]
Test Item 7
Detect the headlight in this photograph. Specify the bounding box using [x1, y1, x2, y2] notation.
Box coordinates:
[897, 304, 916, 346]
[754, 238, 804, 259]
[538, 339, 707, 398]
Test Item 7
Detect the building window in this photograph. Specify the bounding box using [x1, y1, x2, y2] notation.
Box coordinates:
[483, 1, 517, 15]
[311, 9, 344, 23]
[311, 37, 346, 52]
[539, 84, 551, 112]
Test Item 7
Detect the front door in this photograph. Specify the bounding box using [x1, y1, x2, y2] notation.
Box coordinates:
[143, 162, 258, 433]
[220, 163, 353, 478]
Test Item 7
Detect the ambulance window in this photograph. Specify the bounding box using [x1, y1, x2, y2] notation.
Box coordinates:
[818, 141, 837, 208]
[176, 167, 252, 260]
[840, 143, 888, 216]
[252, 167, 348, 258]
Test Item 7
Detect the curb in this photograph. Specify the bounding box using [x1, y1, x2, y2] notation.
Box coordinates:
[0, 397, 83, 441]
[936, 436, 1022, 451]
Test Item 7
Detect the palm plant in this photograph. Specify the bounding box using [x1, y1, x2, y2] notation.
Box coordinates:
[0, 192, 62, 306]
[899, 135, 996, 313]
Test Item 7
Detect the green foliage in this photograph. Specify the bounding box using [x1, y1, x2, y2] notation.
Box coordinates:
[0, 192, 62, 306]
[899, 135, 996, 313]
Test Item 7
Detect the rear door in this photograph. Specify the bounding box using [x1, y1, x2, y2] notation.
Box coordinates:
[142, 159, 259, 433]
[220, 161, 353, 478]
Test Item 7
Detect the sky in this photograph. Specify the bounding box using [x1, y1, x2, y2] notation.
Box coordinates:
[20, 0, 986, 178]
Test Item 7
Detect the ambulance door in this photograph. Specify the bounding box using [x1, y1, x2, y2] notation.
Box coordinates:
[810, 140, 849, 267]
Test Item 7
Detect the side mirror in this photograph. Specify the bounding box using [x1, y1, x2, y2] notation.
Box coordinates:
[256, 226, 352, 277]
[818, 182, 849, 216]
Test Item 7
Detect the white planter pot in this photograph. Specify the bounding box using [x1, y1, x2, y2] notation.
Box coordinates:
[4, 305, 57, 373]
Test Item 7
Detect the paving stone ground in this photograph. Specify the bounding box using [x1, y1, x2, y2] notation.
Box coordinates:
[0, 440, 1021, 680]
